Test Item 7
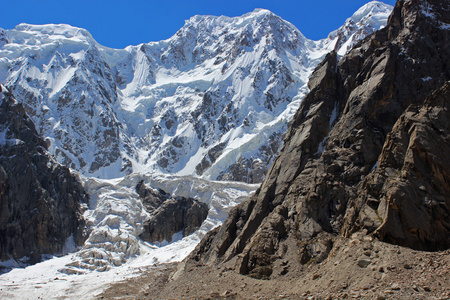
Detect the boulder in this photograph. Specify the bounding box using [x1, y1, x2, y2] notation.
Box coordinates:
[136, 181, 208, 244]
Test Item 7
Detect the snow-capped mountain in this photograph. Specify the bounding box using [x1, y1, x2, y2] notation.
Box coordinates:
[0, 2, 392, 182]
[323, 1, 392, 55]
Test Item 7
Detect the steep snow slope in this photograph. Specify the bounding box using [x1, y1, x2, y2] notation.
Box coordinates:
[0, 2, 393, 181]
[0, 24, 128, 178]
[323, 1, 393, 55]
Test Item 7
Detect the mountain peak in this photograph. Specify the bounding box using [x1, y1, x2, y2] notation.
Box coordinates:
[350, 1, 393, 23]
[184, 8, 280, 30]
[246, 8, 274, 17]
[325, 1, 393, 55]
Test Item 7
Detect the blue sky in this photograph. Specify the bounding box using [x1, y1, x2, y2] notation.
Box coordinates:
[1, 0, 396, 49]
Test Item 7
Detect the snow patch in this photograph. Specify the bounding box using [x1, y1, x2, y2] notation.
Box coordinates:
[441, 22, 450, 30]
[315, 136, 328, 156]
[420, 3, 436, 19]
[329, 103, 339, 128]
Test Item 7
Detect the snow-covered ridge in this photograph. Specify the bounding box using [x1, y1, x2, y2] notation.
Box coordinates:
[0, 2, 392, 181]
[13, 23, 94, 42]
[350, 1, 392, 24]
[325, 1, 393, 55]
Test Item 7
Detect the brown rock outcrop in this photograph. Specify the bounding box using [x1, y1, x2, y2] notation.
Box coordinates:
[137, 181, 208, 244]
[347, 82, 450, 250]
[187, 0, 450, 279]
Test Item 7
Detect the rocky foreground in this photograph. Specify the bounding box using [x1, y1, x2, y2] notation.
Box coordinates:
[98, 235, 449, 299]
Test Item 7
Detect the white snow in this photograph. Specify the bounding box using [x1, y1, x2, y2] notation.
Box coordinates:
[0, 253, 162, 299]
[329, 103, 339, 128]
[315, 136, 328, 156]
[0, 172, 258, 299]
[420, 3, 436, 19]
[325, 1, 392, 56]
[371, 161, 378, 172]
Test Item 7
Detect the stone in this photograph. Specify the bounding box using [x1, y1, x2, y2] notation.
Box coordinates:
[357, 259, 372, 268]
[137, 182, 208, 244]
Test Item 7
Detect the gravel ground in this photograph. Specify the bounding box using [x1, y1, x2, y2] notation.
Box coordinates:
[98, 234, 450, 299]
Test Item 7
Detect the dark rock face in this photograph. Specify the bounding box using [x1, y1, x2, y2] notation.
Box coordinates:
[136, 180, 171, 212]
[195, 142, 226, 176]
[187, 0, 450, 279]
[346, 82, 450, 251]
[137, 181, 208, 244]
[217, 132, 283, 183]
[0, 87, 88, 264]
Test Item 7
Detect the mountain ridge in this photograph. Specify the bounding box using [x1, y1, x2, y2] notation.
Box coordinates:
[0, 1, 393, 182]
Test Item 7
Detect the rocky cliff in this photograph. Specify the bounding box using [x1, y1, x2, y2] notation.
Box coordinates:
[136, 181, 208, 244]
[0, 85, 88, 265]
[186, 0, 450, 279]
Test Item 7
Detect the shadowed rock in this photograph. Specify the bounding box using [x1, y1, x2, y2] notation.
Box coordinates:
[136, 181, 208, 244]
[0, 86, 88, 265]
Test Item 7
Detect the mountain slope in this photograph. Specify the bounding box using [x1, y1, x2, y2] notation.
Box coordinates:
[324, 0, 392, 55]
[0, 85, 88, 265]
[0, 2, 393, 182]
[186, 0, 450, 279]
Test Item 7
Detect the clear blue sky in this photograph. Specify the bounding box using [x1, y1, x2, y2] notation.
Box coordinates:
[1, 0, 396, 49]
